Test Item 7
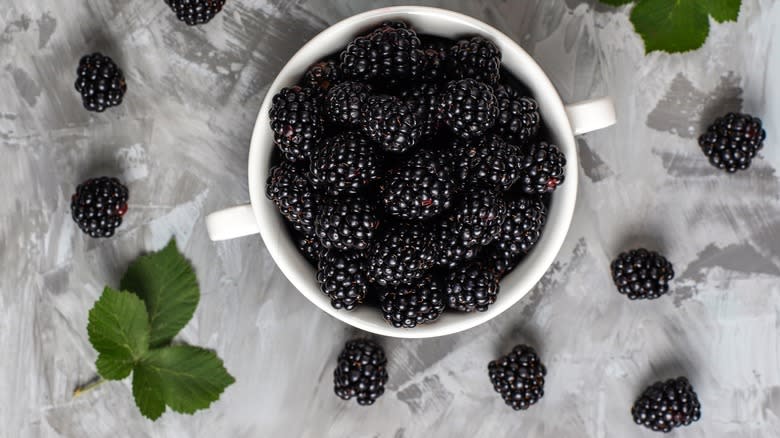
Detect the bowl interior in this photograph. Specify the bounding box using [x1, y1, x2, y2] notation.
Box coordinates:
[248, 6, 578, 338]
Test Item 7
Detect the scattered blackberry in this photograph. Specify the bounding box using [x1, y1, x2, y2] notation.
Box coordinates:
[310, 132, 382, 195]
[294, 230, 321, 264]
[334, 339, 388, 406]
[488, 345, 547, 410]
[516, 141, 566, 194]
[698, 112, 766, 173]
[317, 250, 368, 310]
[164, 0, 225, 25]
[367, 222, 437, 287]
[303, 59, 342, 93]
[362, 95, 422, 153]
[379, 149, 454, 220]
[632, 377, 701, 433]
[442, 188, 507, 248]
[494, 85, 540, 143]
[433, 220, 482, 268]
[315, 196, 380, 251]
[611, 248, 674, 300]
[441, 79, 499, 139]
[494, 197, 547, 258]
[446, 36, 501, 85]
[401, 83, 442, 138]
[74, 53, 126, 112]
[468, 135, 521, 191]
[325, 81, 372, 127]
[269, 86, 324, 162]
[70, 177, 129, 238]
[265, 162, 319, 234]
[340, 25, 423, 82]
[379, 274, 446, 328]
[446, 261, 500, 312]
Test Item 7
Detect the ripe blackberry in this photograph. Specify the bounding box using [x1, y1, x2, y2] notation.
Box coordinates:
[70, 177, 129, 238]
[294, 230, 321, 264]
[265, 162, 319, 234]
[379, 274, 446, 328]
[420, 48, 445, 83]
[367, 222, 437, 287]
[441, 79, 499, 139]
[379, 149, 454, 220]
[488, 344, 547, 410]
[483, 245, 519, 278]
[164, 0, 225, 25]
[362, 95, 422, 153]
[269, 86, 324, 162]
[494, 197, 547, 258]
[317, 250, 368, 311]
[433, 220, 482, 268]
[74, 53, 126, 112]
[446, 261, 500, 312]
[334, 339, 388, 406]
[468, 135, 522, 191]
[310, 132, 382, 195]
[698, 112, 766, 173]
[442, 188, 508, 249]
[611, 249, 674, 300]
[494, 85, 540, 143]
[340, 25, 423, 82]
[632, 377, 701, 433]
[325, 81, 372, 127]
[401, 83, 442, 139]
[315, 196, 380, 251]
[446, 36, 501, 85]
[516, 141, 566, 194]
[303, 59, 342, 93]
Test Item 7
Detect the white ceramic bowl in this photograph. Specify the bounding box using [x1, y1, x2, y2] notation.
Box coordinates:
[206, 6, 616, 338]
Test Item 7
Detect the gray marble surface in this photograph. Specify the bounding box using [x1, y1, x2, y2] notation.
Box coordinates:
[2, 0, 779, 437]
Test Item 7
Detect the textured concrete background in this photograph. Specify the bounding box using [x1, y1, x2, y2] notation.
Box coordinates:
[1, 0, 779, 437]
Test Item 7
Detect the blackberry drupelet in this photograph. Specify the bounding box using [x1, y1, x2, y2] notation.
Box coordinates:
[516, 141, 566, 194]
[379, 149, 454, 220]
[442, 187, 508, 249]
[315, 196, 380, 251]
[379, 274, 446, 328]
[446, 36, 501, 85]
[401, 83, 442, 139]
[420, 47, 446, 83]
[269, 86, 325, 162]
[265, 161, 319, 234]
[611, 248, 674, 300]
[494, 84, 541, 143]
[632, 377, 701, 433]
[362, 95, 422, 153]
[304, 59, 342, 93]
[310, 132, 382, 195]
[494, 197, 547, 258]
[441, 79, 499, 139]
[483, 245, 518, 278]
[488, 344, 547, 410]
[366, 222, 437, 287]
[295, 230, 321, 264]
[446, 261, 500, 312]
[334, 339, 388, 406]
[433, 219, 482, 268]
[698, 112, 766, 173]
[317, 250, 368, 310]
[325, 81, 372, 127]
[71, 177, 129, 238]
[468, 135, 522, 192]
[339, 25, 423, 83]
[74, 53, 126, 112]
[164, 0, 225, 25]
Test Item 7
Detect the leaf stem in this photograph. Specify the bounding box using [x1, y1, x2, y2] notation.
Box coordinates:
[73, 376, 107, 398]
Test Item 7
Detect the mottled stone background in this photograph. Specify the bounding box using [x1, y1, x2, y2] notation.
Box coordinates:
[1, 0, 778, 437]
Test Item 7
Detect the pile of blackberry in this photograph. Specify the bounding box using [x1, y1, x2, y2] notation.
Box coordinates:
[266, 22, 565, 326]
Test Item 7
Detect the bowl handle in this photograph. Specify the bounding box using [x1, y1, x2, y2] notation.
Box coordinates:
[565, 97, 616, 136]
[206, 204, 260, 241]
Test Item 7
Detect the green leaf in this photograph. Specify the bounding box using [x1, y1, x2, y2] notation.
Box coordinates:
[87, 288, 150, 380]
[705, 0, 740, 22]
[133, 346, 235, 418]
[120, 239, 200, 347]
[600, 0, 634, 5]
[630, 0, 710, 53]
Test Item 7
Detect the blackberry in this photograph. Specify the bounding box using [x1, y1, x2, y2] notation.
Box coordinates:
[74, 53, 126, 112]
[362, 95, 422, 153]
[441, 137, 479, 188]
[483, 245, 520, 278]
[468, 135, 522, 192]
[401, 83, 442, 139]
[442, 188, 507, 249]
[611, 248, 674, 300]
[698, 112, 766, 173]
[334, 339, 388, 406]
[367, 222, 437, 287]
[265, 162, 319, 234]
[70, 177, 129, 238]
[340, 25, 423, 82]
[315, 196, 380, 251]
[516, 141, 566, 194]
[446, 36, 501, 85]
[446, 261, 500, 312]
[317, 250, 368, 311]
[488, 345, 547, 410]
[379, 149, 454, 220]
[310, 132, 382, 195]
[433, 220, 482, 268]
[441, 79, 499, 139]
[632, 377, 701, 433]
[420, 48, 445, 83]
[379, 274, 446, 328]
[164, 0, 225, 25]
[494, 85, 540, 143]
[269, 86, 324, 162]
[325, 81, 372, 127]
[303, 59, 342, 93]
[294, 230, 321, 264]
[494, 197, 547, 258]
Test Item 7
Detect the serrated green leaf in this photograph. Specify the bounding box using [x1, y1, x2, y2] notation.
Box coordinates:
[133, 346, 235, 417]
[705, 0, 740, 22]
[600, 0, 634, 6]
[630, 0, 710, 53]
[87, 288, 150, 380]
[120, 239, 200, 347]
